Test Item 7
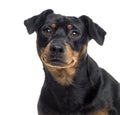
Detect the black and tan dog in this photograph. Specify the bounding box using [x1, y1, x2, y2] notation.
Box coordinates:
[24, 9, 120, 115]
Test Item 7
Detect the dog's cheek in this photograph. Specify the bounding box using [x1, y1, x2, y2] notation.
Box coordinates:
[65, 43, 81, 64]
[80, 44, 87, 56]
[37, 48, 44, 62]
[37, 40, 52, 64]
[65, 43, 87, 66]
[36, 39, 45, 61]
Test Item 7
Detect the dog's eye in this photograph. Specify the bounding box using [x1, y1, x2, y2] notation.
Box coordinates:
[70, 30, 80, 40]
[72, 31, 79, 37]
[42, 27, 52, 35]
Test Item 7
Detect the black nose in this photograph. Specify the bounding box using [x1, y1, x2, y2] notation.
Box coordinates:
[50, 44, 64, 55]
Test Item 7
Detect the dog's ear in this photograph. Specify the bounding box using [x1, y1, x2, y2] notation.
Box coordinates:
[24, 9, 54, 34]
[79, 15, 106, 45]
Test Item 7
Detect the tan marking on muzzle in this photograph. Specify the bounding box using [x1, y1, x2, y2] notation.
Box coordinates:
[39, 41, 87, 86]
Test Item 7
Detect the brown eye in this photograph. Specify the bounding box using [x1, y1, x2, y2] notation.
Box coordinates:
[42, 27, 52, 35]
[72, 31, 78, 37]
[70, 31, 80, 39]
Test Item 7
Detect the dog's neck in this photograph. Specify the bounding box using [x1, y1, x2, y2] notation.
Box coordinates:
[42, 55, 101, 112]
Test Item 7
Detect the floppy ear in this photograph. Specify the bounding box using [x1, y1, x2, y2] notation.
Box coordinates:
[24, 9, 54, 34]
[80, 15, 106, 45]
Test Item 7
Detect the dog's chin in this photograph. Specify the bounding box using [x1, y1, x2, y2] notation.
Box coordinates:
[41, 57, 76, 69]
[49, 59, 68, 66]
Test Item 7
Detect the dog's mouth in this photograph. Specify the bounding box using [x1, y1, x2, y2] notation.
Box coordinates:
[41, 56, 76, 69]
[49, 58, 67, 66]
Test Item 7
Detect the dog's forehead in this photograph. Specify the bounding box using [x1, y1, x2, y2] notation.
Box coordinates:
[45, 14, 80, 25]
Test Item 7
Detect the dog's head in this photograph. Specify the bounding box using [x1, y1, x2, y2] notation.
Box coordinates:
[24, 9, 106, 85]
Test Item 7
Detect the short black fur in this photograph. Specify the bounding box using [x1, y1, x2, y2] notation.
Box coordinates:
[24, 9, 120, 115]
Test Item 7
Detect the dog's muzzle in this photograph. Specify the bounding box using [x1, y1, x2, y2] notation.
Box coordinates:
[40, 40, 79, 68]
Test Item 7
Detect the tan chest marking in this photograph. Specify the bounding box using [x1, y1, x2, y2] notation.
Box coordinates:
[89, 106, 109, 115]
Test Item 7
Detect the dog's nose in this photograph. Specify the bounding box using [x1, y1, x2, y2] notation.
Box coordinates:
[50, 44, 64, 55]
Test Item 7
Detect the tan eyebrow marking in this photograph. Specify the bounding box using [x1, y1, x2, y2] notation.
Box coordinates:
[50, 23, 56, 29]
[67, 24, 73, 30]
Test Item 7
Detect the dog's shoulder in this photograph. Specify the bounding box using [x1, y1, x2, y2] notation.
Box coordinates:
[87, 55, 120, 112]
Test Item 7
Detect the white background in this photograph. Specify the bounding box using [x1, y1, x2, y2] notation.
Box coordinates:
[0, 0, 120, 115]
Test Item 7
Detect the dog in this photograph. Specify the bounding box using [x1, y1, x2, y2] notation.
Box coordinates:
[24, 9, 120, 115]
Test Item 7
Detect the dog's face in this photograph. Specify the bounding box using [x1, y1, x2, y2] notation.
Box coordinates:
[24, 9, 106, 85]
[37, 13, 88, 69]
